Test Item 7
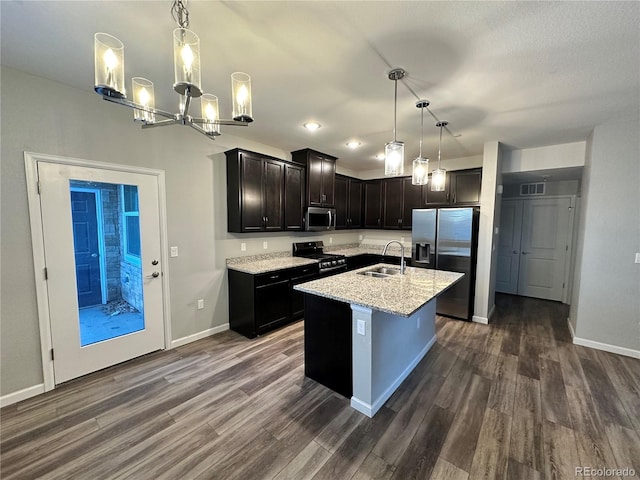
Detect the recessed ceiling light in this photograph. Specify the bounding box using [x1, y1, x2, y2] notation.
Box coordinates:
[303, 122, 321, 131]
[346, 140, 361, 149]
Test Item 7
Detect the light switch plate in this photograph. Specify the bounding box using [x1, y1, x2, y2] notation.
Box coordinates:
[241, 242, 246, 252]
[329, 237, 333, 244]
[170, 246, 178, 257]
[635, 252, 640, 264]
[357, 319, 366, 336]
[263, 241, 268, 250]
[197, 299, 204, 310]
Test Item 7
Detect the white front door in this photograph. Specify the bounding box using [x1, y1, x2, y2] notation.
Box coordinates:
[496, 200, 523, 294]
[517, 197, 571, 301]
[37, 161, 165, 384]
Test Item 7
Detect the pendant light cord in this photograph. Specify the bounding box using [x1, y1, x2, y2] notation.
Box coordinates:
[393, 78, 398, 142]
[419, 105, 424, 158]
[438, 123, 443, 168]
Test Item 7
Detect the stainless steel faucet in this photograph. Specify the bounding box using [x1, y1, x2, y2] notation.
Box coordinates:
[382, 240, 406, 274]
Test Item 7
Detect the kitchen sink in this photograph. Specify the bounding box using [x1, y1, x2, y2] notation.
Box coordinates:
[357, 266, 402, 278]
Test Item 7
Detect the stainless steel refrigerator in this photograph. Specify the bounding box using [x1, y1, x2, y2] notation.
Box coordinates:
[412, 207, 480, 321]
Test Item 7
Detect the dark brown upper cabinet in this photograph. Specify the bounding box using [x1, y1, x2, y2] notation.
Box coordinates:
[421, 168, 482, 207]
[335, 175, 363, 230]
[363, 180, 382, 228]
[382, 177, 422, 230]
[291, 149, 337, 207]
[226, 149, 304, 233]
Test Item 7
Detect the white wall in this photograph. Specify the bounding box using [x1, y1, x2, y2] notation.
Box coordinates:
[0, 67, 359, 397]
[357, 155, 483, 181]
[569, 120, 640, 355]
[502, 142, 586, 172]
[473, 142, 502, 323]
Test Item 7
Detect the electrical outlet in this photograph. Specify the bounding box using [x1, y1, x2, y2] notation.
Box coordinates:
[357, 319, 366, 336]
[197, 299, 204, 310]
[263, 241, 268, 250]
[359, 235, 363, 241]
[329, 237, 333, 244]
[401, 236, 405, 243]
[241, 242, 246, 252]
[170, 246, 178, 257]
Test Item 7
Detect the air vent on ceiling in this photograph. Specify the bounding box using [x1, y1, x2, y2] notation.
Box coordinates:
[520, 182, 546, 196]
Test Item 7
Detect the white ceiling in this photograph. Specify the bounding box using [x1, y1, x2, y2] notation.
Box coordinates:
[1, 1, 638, 173]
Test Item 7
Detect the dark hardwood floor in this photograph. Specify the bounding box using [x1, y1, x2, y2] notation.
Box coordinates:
[2, 294, 639, 479]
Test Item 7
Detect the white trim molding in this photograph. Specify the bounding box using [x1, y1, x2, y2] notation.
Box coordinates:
[567, 316, 639, 359]
[0, 384, 45, 408]
[170, 324, 229, 349]
[472, 304, 494, 324]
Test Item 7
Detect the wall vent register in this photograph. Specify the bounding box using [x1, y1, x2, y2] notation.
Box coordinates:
[520, 182, 546, 196]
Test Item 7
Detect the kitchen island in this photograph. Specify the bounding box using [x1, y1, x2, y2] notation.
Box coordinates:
[294, 264, 463, 417]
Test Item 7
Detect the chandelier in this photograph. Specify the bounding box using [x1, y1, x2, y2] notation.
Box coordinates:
[93, 0, 253, 140]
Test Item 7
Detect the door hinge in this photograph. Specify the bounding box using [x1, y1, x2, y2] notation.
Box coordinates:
[44, 267, 48, 280]
[566, 245, 569, 251]
[563, 282, 565, 289]
[50, 349, 54, 361]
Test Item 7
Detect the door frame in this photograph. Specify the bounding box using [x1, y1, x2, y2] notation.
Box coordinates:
[69, 186, 108, 305]
[25, 151, 173, 392]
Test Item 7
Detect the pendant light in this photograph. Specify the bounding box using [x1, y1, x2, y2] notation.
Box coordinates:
[431, 121, 449, 192]
[412, 100, 430, 185]
[385, 68, 405, 176]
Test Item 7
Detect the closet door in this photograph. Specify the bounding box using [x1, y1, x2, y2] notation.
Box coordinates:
[496, 200, 523, 294]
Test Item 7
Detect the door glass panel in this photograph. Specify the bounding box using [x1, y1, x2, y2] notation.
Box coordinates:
[70, 180, 145, 346]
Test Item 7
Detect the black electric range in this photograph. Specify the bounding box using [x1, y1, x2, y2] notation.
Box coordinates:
[293, 241, 347, 275]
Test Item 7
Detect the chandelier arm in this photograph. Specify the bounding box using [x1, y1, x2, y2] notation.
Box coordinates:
[101, 96, 177, 121]
[141, 119, 180, 129]
[190, 117, 250, 126]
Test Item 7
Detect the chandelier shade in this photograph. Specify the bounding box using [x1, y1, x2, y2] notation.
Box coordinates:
[231, 72, 253, 123]
[132, 77, 155, 124]
[173, 28, 201, 96]
[201, 94, 221, 135]
[94, 33, 125, 98]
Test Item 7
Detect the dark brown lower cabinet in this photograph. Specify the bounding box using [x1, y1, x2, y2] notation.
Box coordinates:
[228, 264, 318, 338]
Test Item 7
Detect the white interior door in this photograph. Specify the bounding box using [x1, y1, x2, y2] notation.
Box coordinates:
[518, 197, 571, 301]
[496, 200, 523, 294]
[38, 161, 165, 384]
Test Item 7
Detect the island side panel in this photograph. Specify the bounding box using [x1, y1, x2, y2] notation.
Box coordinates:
[351, 300, 437, 417]
[303, 293, 353, 397]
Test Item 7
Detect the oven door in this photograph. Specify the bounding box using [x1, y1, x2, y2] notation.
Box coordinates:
[305, 207, 336, 231]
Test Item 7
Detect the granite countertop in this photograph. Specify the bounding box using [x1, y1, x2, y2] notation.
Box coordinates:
[294, 264, 464, 317]
[325, 244, 407, 257]
[226, 253, 317, 274]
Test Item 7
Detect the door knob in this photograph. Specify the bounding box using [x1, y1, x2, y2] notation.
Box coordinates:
[512, 250, 518, 254]
[146, 271, 160, 278]
[152, 259, 159, 265]
[522, 251, 529, 255]
[91, 253, 98, 258]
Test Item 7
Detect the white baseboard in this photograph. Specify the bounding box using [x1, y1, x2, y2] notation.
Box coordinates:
[170, 323, 229, 349]
[572, 337, 640, 360]
[351, 334, 437, 418]
[566, 316, 639, 359]
[1, 383, 45, 408]
[472, 315, 489, 324]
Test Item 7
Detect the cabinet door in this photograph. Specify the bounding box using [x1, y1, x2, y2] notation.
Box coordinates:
[263, 159, 284, 231]
[321, 157, 336, 206]
[284, 163, 305, 231]
[334, 175, 349, 229]
[240, 152, 265, 232]
[255, 278, 290, 332]
[451, 170, 482, 205]
[423, 173, 450, 206]
[307, 154, 324, 206]
[364, 180, 382, 228]
[402, 177, 422, 229]
[382, 178, 403, 229]
[348, 178, 363, 228]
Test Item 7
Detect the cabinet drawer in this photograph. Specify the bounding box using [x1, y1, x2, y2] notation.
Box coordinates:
[255, 271, 290, 287]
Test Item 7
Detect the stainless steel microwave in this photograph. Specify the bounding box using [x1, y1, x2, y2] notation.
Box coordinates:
[305, 207, 336, 231]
